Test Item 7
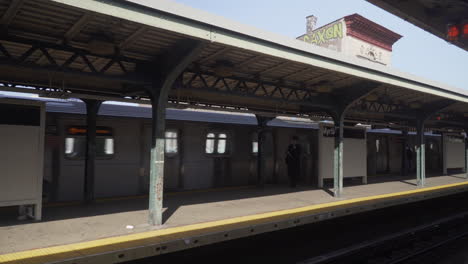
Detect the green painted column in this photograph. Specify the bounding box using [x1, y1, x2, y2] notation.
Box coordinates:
[148, 90, 166, 226]
[83, 99, 102, 203]
[416, 121, 425, 187]
[333, 119, 344, 197]
[146, 40, 205, 226]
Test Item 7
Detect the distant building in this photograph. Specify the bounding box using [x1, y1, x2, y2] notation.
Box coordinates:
[297, 14, 402, 66]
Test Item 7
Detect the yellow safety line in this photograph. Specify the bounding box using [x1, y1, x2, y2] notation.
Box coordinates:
[2, 181, 468, 264]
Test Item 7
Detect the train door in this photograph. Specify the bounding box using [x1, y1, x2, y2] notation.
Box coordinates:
[250, 130, 275, 184]
[142, 124, 181, 191]
[205, 130, 233, 187]
[426, 138, 441, 173]
[375, 135, 389, 174]
[298, 133, 315, 185]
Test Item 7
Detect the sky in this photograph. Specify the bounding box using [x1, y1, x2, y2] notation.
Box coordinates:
[172, 0, 468, 90]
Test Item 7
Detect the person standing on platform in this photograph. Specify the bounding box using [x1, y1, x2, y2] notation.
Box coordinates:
[406, 144, 413, 172]
[286, 136, 301, 188]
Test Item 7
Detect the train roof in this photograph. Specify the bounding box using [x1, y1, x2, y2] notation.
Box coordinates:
[0, 92, 444, 135]
[0, 92, 318, 129]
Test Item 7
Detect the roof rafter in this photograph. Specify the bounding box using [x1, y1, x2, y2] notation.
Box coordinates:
[0, 0, 24, 26]
[198, 47, 230, 64]
[36, 12, 92, 64]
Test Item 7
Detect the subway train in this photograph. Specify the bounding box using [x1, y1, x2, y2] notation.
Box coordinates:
[0, 93, 445, 202]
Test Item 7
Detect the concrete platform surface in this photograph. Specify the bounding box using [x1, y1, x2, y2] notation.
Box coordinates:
[0, 174, 467, 256]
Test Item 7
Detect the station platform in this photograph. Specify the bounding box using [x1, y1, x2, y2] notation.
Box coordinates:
[1, 174, 468, 264]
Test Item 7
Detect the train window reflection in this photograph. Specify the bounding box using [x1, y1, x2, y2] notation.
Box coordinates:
[165, 131, 178, 154]
[205, 132, 229, 155]
[64, 136, 114, 159]
[65, 137, 74, 154]
[252, 141, 258, 153]
[104, 138, 114, 155]
[206, 139, 215, 153]
[217, 139, 226, 153]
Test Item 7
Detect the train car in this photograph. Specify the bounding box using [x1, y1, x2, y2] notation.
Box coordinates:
[29, 95, 319, 202]
[367, 129, 443, 176]
[0, 93, 447, 203]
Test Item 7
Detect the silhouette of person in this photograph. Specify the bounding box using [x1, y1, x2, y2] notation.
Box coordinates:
[286, 136, 301, 188]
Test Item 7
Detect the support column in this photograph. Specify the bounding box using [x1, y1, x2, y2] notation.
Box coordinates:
[332, 114, 344, 197]
[415, 120, 425, 187]
[255, 115, 273, 187]
[465, 132, 468, 179]
[401, 129, 408, 176]
[148, 89, 166, 226]
[441, 132, 447, 175]
[146, 40, 204, 226]
[83, 99, 102, 203]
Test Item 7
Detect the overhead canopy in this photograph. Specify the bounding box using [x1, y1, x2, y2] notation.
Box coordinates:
[367, 0, 468, 52]
[0, 0, 467, 130]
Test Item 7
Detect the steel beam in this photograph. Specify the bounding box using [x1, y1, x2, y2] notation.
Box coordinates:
[36, 13, 92, 65]
[465, 135, 468, 179]
[255, 115, 274, 187]
[0, 35, 148, 85]
[83, 99, 102, 203]
[180, 71, 337, 110]
[332, 113, 345, 197]
[0, 0, 24, 26]
[442, 132, 447, 175]
[147, 40, 205, 226]
[415, 120, 425, 187]
[401, 129, 409, 176]
[50, 0, 468, 105]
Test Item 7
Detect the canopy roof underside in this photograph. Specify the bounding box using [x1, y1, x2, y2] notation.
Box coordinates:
[0, 0, 467, 131]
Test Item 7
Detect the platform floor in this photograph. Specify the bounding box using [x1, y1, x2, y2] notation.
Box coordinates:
[0, 174, 467, 255]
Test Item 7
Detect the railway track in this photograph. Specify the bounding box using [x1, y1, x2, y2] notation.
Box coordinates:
[299, 211, 468, 264]
[127, 192, 468, 264]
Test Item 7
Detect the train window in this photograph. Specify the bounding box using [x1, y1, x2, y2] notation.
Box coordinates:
[205, 133, 216, 154]
[165, 131, 178, 154]
[97, 137, 114, 156]
[64, 126, 114, 159]
[251, 133, 258, 154]
[64, 136, 114, 159]
[217, 133, 227, 154]
[205, 132, 229, 155]
[252, 141, 258, 154]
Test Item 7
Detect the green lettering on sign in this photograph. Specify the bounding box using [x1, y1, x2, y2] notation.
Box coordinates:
[303, 21, 343, 46]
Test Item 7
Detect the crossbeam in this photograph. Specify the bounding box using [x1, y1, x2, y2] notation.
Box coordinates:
[180, 71, 337, 110]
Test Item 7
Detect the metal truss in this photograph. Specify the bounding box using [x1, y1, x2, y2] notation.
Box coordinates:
[179, 70, 336, 110]
[352, 99, 406, 113]
[0, 35, 147, 85]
